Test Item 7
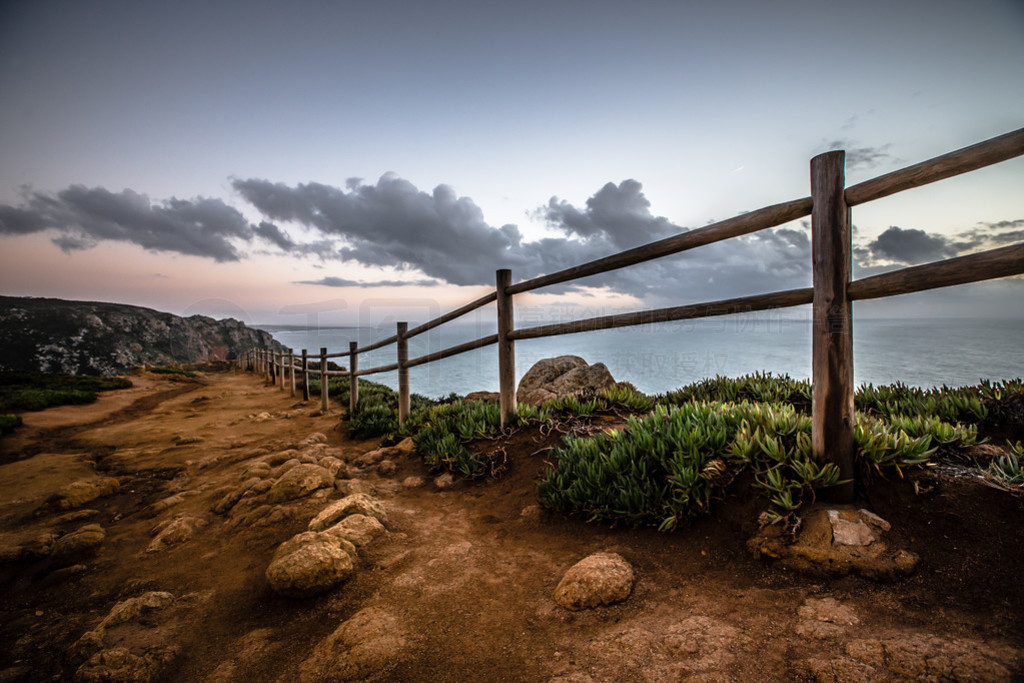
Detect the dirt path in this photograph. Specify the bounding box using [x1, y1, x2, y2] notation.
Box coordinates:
[1, 371, 1021, 681]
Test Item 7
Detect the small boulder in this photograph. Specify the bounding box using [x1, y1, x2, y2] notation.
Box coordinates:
[265, 532, 356, 598]
[50, 524, 106, 563]
[319, 456, 345, 478]
[434, 473, 454, 490]
[299, 433, 328, 447]
[554, 552, 635, 611]
[55, 478, 121, 510]
[99, 591, 175, 629]
[308, 493, 388, 531]
[298, 607, 407, 682]
[266, 464, 334, 503]
[323, 514, 387, 547]
[146, 517, 207, 553]
[464, 391, 499, 402]
[75, 646, 178, 683]
[377, 460, 398, 477]
[517, 356, 616, 406]
[400, 476, 424, 489]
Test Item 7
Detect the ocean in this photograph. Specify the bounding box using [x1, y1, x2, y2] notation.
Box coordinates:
[265, 314, 1024, 399]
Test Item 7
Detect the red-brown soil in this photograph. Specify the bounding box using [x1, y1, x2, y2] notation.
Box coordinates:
[0, 370, 1021, 681]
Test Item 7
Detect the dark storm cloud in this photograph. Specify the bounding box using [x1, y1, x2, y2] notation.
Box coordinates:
[868, 226, 956, 264]
[236, 174, 818, 304]
[296, 276, 439, 288]
[233, 175, 529, 285]
[0, 186, 259, 261]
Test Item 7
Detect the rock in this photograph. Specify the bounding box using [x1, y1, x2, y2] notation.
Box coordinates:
[319, 456, 345, 478]
[299, 432, 328, 447]
[858, 509, 891, 531]
[298, 607, 407, 682]
[517, 355, 616, 406]
[74, 646, 178, 682]
[796, 597, 859, 638]
[400, 476, 424, 489]
[263, 449, 300, 467]
[520, 505, 542, 521]
[50, 524, 106, 563]
[265, 464, 334, 503]
[146, 516, 207, 552]
[828, 510, 875, 546]
[393, 437, 416, 454]
[308, 493, 388, 531]
[242, 461, 273, 479]
[747, 505, 919, 580]
[554, 552, 635, 611]
[98, 591, 175, 629]
[38, 563, 89, 586]
[53, 509, 100, 524]
[356, 447, 388, 467]
[55, 477, 121, 510]
[323, 514, 387, 547]
[464, 391, 499, 402]
[265, 531, 356, 598]
[272, 458, 302, 478]
[434, 473, 454, 490]
[147, 494, 185, 516]
[377, 459, 398, 477]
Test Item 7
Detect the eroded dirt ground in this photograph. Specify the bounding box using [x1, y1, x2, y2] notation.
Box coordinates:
[1, 370, 1022, 681]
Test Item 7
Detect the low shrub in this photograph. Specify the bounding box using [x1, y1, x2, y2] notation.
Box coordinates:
[0, 372, 133, 413]
[149, 366, 197, 378]
[0, 413, 22, 435]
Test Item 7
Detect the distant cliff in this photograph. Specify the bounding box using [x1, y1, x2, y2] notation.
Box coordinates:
[0, 296, 282, 376]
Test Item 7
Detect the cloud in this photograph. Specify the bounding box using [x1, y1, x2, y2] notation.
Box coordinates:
[0, 186, 259, 261]
[254, 221, 295, 250]
[820, 139, 894, 171]
[296, 276, 439, 288]
[868, 226, 956, 264]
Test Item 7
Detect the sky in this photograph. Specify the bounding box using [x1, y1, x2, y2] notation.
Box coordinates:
[0, 0, 1022, 330]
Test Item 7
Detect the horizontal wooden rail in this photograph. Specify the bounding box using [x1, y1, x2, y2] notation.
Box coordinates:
[323, 350, 351, 359]
[355, 362, 400, 377]
[406, 291, 497, 339]
[510, 287, 814, 341]
[405, 334, 499, 369]
[849, 243, 1024, 301]
[506, 197, 813, 295]
[846, 127, 1024, 207]
[355, 334, 399, 355]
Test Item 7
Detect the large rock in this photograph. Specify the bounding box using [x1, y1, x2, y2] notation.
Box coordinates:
[265, 464, 334, 503]
[74, 646, 178, 682]
[298, 607, 408, 682]
[265, 531, 356, 598]
[55, 478, 121, 510]
[748, 506, 918, 580]
[517, 356, 616, 406]
[554, 552, 635, 611]
[308, 493, 388, 532]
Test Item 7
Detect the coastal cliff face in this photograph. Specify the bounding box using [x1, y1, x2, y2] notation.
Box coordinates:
[0, 296, 280, 376]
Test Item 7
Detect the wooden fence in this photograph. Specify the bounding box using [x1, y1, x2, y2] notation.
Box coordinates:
[240, 127, 1024, 502]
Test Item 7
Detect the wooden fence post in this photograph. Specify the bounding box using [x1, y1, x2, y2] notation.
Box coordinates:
[301, 349, 310, 401]
[496, 269, 517, 428]
[349, 341, 359, 413]
[320, 347, 329, 412]
[397, 322, 410, 425]
[811, 150, 855, 502]
[288, 349, 296, 397]
[277, 349, 283, 389]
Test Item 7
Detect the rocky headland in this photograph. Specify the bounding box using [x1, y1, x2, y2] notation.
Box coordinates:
[0, 296, 280, 376]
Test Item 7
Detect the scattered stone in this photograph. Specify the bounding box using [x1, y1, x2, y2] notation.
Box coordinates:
[265, 531, 356, 598]
[50, 524, 106, 563]
[298, 607, 407, 682]
[308, 493, 388, 531]
[98, 591, 175, 630]
[520, 505, 542, 521]
[318, 456, 345, 479]
[265, 464, 334, 503]
[271, 458, 302, 478]
[828, 510, 875, 546]
[377, 459, 398, 477]
[299, 433, 328, 447]
[55, 478, 121, 510]
[75, 645, 178, 683]
[748, 505, 919, 580]
[173, 435, 203, 446]
[796, 597, 860, 638]
[146, 494, 185, 516]
[323, 514, 387, 547]
[400, 476, 424, 489]
[517, 356, 616, 406]
[858, 509, 891, 531]
[263, 449, 301, 467]
[393, 437, 416, 454]
[53, 509, 101, 524]
[356, 447, 388, 467]
[434, 473, 454, 490]
[554, 552, 635, 611]
[242, 461, 273, 479]
[146, 516, 207, 553]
